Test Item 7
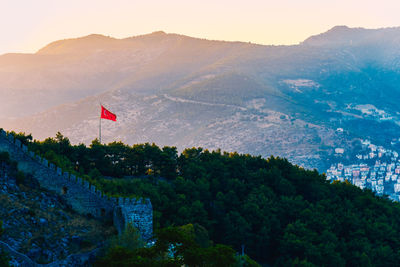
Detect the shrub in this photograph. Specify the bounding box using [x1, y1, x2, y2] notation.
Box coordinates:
[108, 223, 144, 251]
[15, 171, 26, 185]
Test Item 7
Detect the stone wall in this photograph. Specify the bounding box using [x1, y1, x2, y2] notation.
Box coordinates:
[113, 198, 153, 240]
[0, 129, 152, 240]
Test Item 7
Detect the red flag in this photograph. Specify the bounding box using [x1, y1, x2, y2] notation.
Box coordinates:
[100, 105, 117, 121]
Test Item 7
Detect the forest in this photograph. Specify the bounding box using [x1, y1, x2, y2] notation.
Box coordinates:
[9, 131, 400, 266]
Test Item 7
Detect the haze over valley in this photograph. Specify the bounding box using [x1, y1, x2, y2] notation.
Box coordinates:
[3, 26, 400, 171]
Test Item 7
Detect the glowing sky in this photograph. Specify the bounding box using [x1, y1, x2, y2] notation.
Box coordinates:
[1, 0, 400, 54]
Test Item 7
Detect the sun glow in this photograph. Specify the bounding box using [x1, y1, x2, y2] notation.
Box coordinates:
[1, 0, 400, 54]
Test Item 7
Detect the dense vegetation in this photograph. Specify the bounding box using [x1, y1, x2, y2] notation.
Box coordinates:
[95, 223, 257, 267]
[10, 131, 400, 266]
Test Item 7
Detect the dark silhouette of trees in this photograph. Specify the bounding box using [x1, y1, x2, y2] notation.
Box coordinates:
[10, 131, 400, 265]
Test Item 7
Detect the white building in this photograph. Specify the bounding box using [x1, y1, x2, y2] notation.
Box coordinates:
[335, 148, 345, 154]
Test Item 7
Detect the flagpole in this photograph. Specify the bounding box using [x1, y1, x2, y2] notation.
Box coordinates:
[99, 103, 102, 144]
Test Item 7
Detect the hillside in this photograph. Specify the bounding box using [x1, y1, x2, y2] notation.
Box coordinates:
[3, 131, 400, 266]
[3, 26, 400, 170]
[0, 152, 115, 265]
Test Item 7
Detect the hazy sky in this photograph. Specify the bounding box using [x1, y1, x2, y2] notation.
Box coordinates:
[1, 0, 400, 54]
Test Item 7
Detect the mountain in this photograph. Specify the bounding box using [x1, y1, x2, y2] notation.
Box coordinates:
[3, 27, 400, 170]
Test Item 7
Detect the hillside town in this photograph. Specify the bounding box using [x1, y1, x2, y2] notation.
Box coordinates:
[326, 139, 400, 201]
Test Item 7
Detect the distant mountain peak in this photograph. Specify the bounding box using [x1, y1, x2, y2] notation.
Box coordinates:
[37, 33, 116, 54]
[81, 33, 115, 40]
[301, 25, 361, 46]
[302, 26, 367, 46]
[150, 31, 166, 35]
[302, 25, 400, 46]
[328, 25, 351, 32]
[36, 31, 175, 55]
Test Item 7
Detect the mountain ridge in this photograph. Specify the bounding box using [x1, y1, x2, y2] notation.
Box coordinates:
[2, 25, 399, 58]
[3, 25, 400, 170]
[27, 25, 400, 56]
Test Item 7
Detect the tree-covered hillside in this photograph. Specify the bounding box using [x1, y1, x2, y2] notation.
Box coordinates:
[11, 131, 400, 266]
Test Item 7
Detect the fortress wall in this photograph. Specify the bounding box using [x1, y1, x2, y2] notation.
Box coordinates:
[0, 129, 153, 239]
[121, 198, 153, 240]
[0, 130, 115, 217]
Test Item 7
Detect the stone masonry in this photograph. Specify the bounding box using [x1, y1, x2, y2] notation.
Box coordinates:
[0, 129, 153, 240]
